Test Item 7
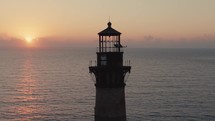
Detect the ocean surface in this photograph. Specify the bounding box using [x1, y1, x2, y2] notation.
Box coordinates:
[0, 48, 215, 121]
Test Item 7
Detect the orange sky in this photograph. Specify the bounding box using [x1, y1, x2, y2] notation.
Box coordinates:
[0, 0, 215, 48]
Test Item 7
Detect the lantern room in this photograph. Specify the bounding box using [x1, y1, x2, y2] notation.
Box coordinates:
[98, 22, 122, 52]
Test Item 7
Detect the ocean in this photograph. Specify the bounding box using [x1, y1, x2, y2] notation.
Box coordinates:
[0, 48, 215, 121]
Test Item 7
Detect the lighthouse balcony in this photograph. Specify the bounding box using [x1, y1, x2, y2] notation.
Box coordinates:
[96, 47, 124, 53]
[89, 65, 131, 72]
[89, 60, 131, 68]
[88, 65, 131, 88]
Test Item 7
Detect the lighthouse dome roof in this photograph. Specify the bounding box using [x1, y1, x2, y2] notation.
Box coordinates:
[98, 22, 121, 36]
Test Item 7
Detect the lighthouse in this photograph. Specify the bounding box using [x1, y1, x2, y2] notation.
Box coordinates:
[89, 22, 131, 121]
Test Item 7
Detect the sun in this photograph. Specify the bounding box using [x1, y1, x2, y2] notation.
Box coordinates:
[24, 35, 38, 47]
[25, 36, 34, 44]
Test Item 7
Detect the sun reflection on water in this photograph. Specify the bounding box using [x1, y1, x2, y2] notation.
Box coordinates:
[13, 53, 43, 120]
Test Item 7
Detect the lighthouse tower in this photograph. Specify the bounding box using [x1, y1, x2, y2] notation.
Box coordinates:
[89, 22, 131, 121]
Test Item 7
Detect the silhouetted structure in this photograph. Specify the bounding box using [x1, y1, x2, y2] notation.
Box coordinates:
[89, 22, 131, 121]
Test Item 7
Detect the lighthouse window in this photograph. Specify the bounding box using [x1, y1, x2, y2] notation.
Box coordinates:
[101, 61, 107, 66]
[101, 55, 107, 60]
[100, 55, 107, 66]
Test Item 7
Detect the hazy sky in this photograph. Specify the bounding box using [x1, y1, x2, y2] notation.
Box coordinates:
[0, 0, 215, 48]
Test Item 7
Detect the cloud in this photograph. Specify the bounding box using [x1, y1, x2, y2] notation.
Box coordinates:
[127, 35, 215, 48]
[0, 34, 97, 49]
[1, 33, 215, 49]
[36, 36, 96, 48]
[0, 34, 23, 48]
